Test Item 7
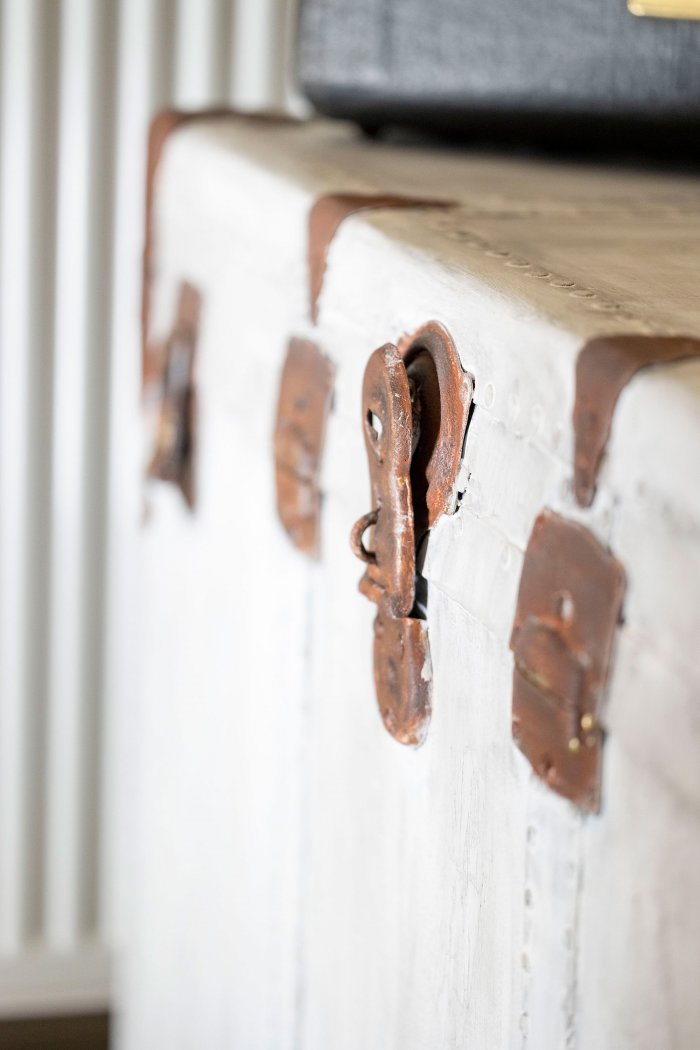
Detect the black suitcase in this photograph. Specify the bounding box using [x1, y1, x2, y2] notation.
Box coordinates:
[298, 0, 700, 143]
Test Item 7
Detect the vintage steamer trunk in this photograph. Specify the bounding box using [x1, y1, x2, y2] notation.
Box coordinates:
[123, 115, 700, 1050]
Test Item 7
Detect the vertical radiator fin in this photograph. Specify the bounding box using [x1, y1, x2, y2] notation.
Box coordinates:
[0, 0, 39, 957]
[0, 0, 300, 1016]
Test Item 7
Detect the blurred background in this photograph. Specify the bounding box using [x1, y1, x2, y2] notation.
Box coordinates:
[0, 0, 299, 1040]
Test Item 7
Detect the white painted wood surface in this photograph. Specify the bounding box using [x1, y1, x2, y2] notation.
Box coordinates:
[124, 119, 700, 1050]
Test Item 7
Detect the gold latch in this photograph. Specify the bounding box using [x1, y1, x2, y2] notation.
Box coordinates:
[628, 0, 700, 19]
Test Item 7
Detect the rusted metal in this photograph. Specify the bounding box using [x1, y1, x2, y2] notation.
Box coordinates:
[308, 194, 454, 324]
[510, 510, 626, 812]
[274, 338, 335, 558]
[142, 108, 300, 389]
[373, 609, 431, 746]
[399, 322, 473, 535]
[573, 335, 700, 507]
[355, 343, 416, 617]
[351, 324, 473, 746]
[147, 282, 201, 508]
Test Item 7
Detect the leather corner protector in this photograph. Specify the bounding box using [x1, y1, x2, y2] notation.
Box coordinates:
[510, 510, 625, 812]
[573, 335, 700, 507]
[142, 107, 301, 389]
[142, 110, 195, 390]
[274, 337, 335, 558]
[308, 193, 454, 324]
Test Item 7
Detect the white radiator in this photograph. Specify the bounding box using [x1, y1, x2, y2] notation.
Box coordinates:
[0, 0, 300, 1017]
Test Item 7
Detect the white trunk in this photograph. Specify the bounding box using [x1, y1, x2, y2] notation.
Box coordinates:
[121, 118, 700, 1049]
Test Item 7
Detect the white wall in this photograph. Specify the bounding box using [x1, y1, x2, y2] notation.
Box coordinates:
[0, 0, 301, 1017]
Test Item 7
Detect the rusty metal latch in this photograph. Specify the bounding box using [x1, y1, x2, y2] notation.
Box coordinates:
[274, 338, 335, 558]
[510, 510, 626, 811]
[351, 323, 473, 746]
[147, 282, 201, 508]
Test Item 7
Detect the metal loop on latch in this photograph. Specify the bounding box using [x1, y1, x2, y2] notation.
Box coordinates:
[350, 509, 379, 564]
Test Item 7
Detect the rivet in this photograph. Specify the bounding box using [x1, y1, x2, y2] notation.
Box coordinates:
[568, 737, 581, 753]
[580, 713, 594, 731]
